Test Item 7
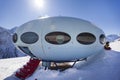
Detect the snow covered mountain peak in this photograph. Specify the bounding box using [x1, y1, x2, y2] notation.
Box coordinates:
[0, 26, 25, 59]
[9, 27, 18, 34]
[0, 26, 8, 31]
[106, 34, 120, 42]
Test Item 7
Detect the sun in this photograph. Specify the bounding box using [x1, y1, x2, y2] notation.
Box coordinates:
[33, 0, 45, 9]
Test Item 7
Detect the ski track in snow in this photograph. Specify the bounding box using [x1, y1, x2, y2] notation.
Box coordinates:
[0, 40, 120, 80]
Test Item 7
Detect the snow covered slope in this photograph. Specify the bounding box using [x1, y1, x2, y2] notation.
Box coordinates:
[106, 34, 120, 42]
[110, 39, 120, 52]
[0, 56, 30, 80]
[0, 26, 25, 59]
[0, 40, 120, 80]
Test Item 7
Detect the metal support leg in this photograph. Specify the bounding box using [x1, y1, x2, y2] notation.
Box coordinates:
[71, 61, 77, 68]
[42, 61, 51, 70]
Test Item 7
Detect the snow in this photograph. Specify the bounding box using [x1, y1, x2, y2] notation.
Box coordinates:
[26, 50, 120, 80]
[110, 39, 120, 52]
[0, 56, 30, 80]
[106, 34, 120, 42]
[0, 39, 120, 80]
[0, 26, 25, 59]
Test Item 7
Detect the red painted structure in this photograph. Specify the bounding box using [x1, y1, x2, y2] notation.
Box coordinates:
[15, 58, 40, 79]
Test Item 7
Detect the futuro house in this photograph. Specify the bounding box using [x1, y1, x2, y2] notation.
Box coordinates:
[13, 16, 106, 63]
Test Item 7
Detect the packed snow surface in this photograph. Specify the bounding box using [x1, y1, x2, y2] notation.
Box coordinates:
[0, 39, 120, 80]
[110, 39, 120, 52]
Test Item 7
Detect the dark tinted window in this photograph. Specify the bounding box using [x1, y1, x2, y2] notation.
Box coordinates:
[100, 34, 106, 44]
[21, 32, 39, 44]
[77, 32, 96, 45]
[13, 33, 18, 43]
[45, 32, 71, 45]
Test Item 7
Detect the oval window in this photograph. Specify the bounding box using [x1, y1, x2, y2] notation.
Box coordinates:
[77, 32, 96, 45]
[100, 34, 106, 44]
[45, 32, 71, 45]
[13, 33, 18, 43]
[21, 32, 39, 44]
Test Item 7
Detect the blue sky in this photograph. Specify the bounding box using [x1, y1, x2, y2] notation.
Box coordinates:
[0, 0, 120, 35]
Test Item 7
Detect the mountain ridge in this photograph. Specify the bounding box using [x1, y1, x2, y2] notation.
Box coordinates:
[0, 26, 25, 59]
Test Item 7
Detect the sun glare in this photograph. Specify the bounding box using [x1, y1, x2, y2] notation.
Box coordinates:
[33, 0, 45, 9]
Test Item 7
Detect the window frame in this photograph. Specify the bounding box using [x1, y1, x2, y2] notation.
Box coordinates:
[13, 33, 18, 43]
[99, 34, 106, 44]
